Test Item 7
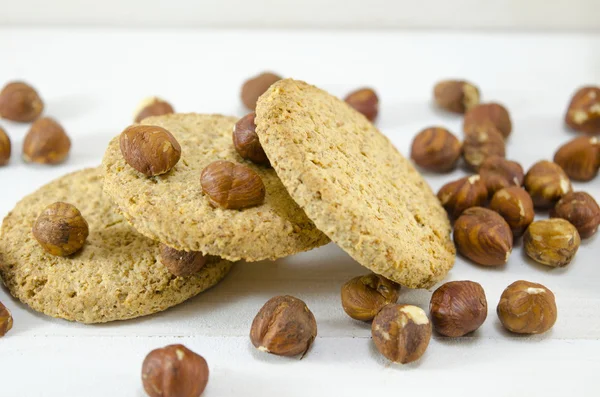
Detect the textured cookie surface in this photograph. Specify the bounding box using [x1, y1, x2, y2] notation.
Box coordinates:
[102, 113, 328, 261]
[256, 79, 455, 288]
[0, 168, 233, 323]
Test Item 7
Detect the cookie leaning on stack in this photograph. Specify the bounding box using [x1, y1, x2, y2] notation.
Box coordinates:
[0, 168, 233, 323]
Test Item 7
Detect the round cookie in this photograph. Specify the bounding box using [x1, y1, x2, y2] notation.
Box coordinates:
[102, 113, 329, 261]
[255, 79, 455, 289]
[0, 168, 233, 323]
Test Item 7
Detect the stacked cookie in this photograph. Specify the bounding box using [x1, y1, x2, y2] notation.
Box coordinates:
[0, 78, 455, 324]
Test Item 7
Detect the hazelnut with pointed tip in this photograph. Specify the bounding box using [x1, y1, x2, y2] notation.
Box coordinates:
[489, 186, 535, 237]
[564, 86, 600, 134]
[341, 274, 400, 321]
[0, 81, 44, 122]
[433, 79, 480, 113]
[429, 281, 487, 337]
[344, 88, 379, 122]
[497, 280, 557, 334]
[551, 191, 600, 238]
[524, 219, 580, 267]
[410, 127, 462, 172]
[437, 175, 488, 219]
[553, 136, 600, 181]
[524, 160, 572, 209]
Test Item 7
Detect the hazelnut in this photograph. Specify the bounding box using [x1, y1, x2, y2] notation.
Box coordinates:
[429, 281, 487, 337]
[120, 125, 181, 176]
[489, 187, 534, 237]
[564, 86, 600, 134]
[0, 301, 13, 337]
[524, 219, 580, 267]
[553, 136, 600, 181]
[344, 88, 379, 122]
[462, 126, 506, 170]
[134, 97, 174, 123]
[524, 160, 572, 209]
[142, 344, 208, 397]
[410, 127, 462, 172]
[453, 207, 513, 266]
[201, 160, 265, 210]
[479, 156, 524, 195]
[0, 81, 44, 122]
[32, 202, 89, 256]
[241, 72, 281, 110]
[23, 117, 71, 164]
[159, 244, 208, 277]
[250, 295, 317, 357]
[437, 175, 488, 219]
[433, 79, 480, 113]
[463, 102, 512, 139]
[551, 191, 600, 238]
[371, 304, 431, 364]
[497, 280, 557, 334]
[341, 274, 400, 321]
[0, 126, 10, 166]
[233, 113, 269, 165]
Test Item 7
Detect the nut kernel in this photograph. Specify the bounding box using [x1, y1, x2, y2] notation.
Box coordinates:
[159, 244, 208, 277]
[133, 97, 174, 123]
[429, 281, 487, 337]
[233, 113, 270, 165]
[497, 280, 557, 334]
[119, 124, 181, 176]
[553, 136, 600, 181]
[341, 273, 400, 321]
[437, 175, 488, 219]
[489, 186, 534, 237]
[0, 126, 10, 166]
[410, 127, 462, 172]
[201, 160, 265, 209]
[524, 160, 572, 209]
[0, 301, 12, 337]
[0, 81, 44, 122]
[564, 86, 600, 134]
[524, 218, 580, 267]
[479, 156, 524, 195]
[462, 126, 506, 170]
[433, 79, 480, 113]
[551, 191, 600, 238]
[344, 88, 379, 122]
[32, 202, 89, 256]
[23, 117, 71, 164]
[241, 72, 281, 110]
[463, 102, 512, 138]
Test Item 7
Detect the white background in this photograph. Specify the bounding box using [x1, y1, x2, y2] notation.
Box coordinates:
[0, 27, 599, 396]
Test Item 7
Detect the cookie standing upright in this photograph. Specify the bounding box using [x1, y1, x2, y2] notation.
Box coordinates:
[255, 79, 455, 288]
[102, 113, 329, 262]
[0, 168, 233, 323]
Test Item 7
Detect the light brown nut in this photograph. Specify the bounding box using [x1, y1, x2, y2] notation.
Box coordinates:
[159, 244, 208, 277]
[553, 136, 600, 181]
[453, 207, 513, 266]
[371, 304, 431, 364]
[32, 202, 89, 256]
[437, 175, 488, 219]
[0, 81, 44, 122]
[241, 72, 282, 110]
[22, 117, 71, 165]
[250, 295, 317, 357]
[564, 86, 600, 134]
[0, 126, 10, 166]
[462, 126, 506, 170]
[233, 113, 270, 165]
[341, 274, 400, 321]
[524, 160, 572, 209]
[344, 88, 379, 122]
[142, 344, 209, 397]
[489, 186, 535, 237]
[410, 127, 462, 172]
[119, 125, 181, 176]
[429, 281, 487, 337]
[133, 97, 174, 123]
[463, 102, 512, 139]
[524, 219, 580, 267]
[433, 79, 480, 113]
[550, 191, 600, 238]
[200, 160, 265, 210]
[479, 156, 524, 195]
[497, 280, 557, 334]
[0, 301, 13, 337]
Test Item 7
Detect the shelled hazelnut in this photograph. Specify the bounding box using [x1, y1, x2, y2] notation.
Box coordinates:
[372, 304, 432, 364]
[233, 113, 270, 165]
[410, 127, 462, 172]
[464, 102, 512, 139]
[524, 160, 572, 208]
[551, 192, 600, 238]
[462, 126, 506, 170]
[479, 156, 524, 195]
[0, 81, 44, 122]
[32, 202, 89, 256]
[23, 117, 71, 164]
[524, 219, 580, 268]
[201, 160, 265, 209]
[564, 86, 600, 134]
[489, 187, 535, 237]
[497, 280, 557, 334]
[344, 88, 379, 122]
[159, 244, 208, 277]
[437, 175, 488, 219]
[429, 281, 487, 337]
[250, 295, 317, 357]
[142, 344, 209, 397]
[433, 79, 480, 113]
[0, 126, 10, 166]
[453, 207, 513, 266]
[134, 97, 174, 123]
[341, 274, 400, 321]
[120, 124, 181, 176]
[241, 72, 281, 110]
[553, 136, 600, 181]
[0, 301, 12, 337]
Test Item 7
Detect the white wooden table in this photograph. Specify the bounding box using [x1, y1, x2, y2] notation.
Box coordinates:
[0, 28, 598, 396]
